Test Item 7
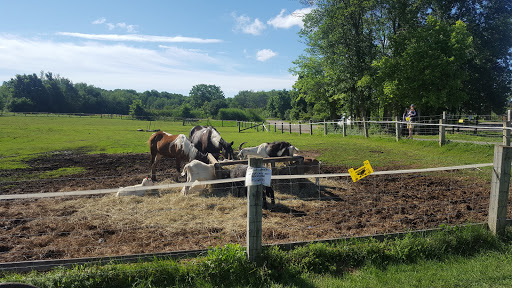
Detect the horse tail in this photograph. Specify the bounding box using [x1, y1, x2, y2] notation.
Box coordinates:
[238, 142, 247, 151]
[148, 132, 164, 161]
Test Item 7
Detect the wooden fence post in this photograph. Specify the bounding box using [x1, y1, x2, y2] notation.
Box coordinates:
[324, 120, 328, 136]
[488, 145, 512, 236]
[439, 119, 446, 146]
[342, 118, 346, 137]
[310, 120, 313, 135]
[363, 117, 369, 138]
[289, 123, 292, 134]
[299, 121, 302, 135]
[504, 121, 511, 146]
[395, 116, 401, 142]
[274, 123, 277, 133]
[247, 157, 263, 262]
[281, 122, 284, 134]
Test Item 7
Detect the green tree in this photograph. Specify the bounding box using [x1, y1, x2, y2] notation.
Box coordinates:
[202, 98, 228, 118]
[0, 85, 7, 111]
[3, 73, 49, 112]
[179, 103, 194, 118]
[189, 84, 226, 109]
[376, 16, 474, 114]
[290, 56, 338, 119]
[266, 90, 292, 119]
[430, 0, 512, 114]
[293, 0, 379, 119]
[129, 99, 148, 119]
[231, 90, 271, 109]
[75, 83, 104, 113]
[6, 97, 34, 112]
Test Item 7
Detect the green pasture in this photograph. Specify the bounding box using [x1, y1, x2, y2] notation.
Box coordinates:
[0, 115, 495, 171]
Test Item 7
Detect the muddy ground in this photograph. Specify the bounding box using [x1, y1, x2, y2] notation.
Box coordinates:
[0, 152, 494, 263]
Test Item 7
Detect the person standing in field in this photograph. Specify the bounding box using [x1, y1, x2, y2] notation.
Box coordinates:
[407, 104, 417, 139]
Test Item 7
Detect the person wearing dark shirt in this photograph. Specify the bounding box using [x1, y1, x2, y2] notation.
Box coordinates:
[407, 104, 417, 139]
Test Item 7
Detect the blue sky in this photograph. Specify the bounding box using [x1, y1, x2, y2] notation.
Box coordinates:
[0, 1, 313, 97]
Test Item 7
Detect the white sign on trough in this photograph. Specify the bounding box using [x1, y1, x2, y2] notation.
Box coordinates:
[245, 166, 272, 187]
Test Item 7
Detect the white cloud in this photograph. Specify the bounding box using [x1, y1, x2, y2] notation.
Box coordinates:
[232, 13, 266, 35]
[267, 8, 313, 29]
[0, 34, 294, 97]
[92, 17, 106, 25]
[158, 45, 219, 64]
[57, 32, 223, 44]
[92, 17, 138, 33]
[256, 49, 277, 62]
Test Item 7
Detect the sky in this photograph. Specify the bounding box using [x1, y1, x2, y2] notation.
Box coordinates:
[0, 1, 314, 97]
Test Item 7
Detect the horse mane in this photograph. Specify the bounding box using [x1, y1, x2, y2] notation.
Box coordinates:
[209, 127, 223, 148]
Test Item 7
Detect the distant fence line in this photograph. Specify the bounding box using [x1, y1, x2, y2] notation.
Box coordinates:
[238, 111, 512, 146]
[3, 110, 512, 144]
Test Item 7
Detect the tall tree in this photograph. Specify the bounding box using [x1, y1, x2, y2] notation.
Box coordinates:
[376, 16, 474, 114]
[293, 0, 380, 119]
[430, 0, 512, 114]
[189, 84, 225, 109]
[3, 74, 48, 112]
[266, 90, 292, 119]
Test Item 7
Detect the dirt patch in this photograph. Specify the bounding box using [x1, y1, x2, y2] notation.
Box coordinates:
[0, 152, 180, 195]
[0, 152, 494, 263]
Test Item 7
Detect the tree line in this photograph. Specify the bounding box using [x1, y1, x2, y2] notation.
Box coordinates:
[292, 0, 512, 120]
[0, 71, 306, 121]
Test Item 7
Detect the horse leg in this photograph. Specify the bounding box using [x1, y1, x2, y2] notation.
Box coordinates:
[151, 154, 161, 181]
[235, 183, 245, 198]
[263, 186, 275, 209]
[174, 158, 181, 182]
[268, 186, 275, 205]
[262, 189, 268, 210]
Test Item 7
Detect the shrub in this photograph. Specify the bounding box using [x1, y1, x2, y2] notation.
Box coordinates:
[218, 108, 249, 121]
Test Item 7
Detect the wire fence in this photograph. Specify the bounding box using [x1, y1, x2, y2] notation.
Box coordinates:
[0, 160, 504, 266]
[256, 119, 509, 145]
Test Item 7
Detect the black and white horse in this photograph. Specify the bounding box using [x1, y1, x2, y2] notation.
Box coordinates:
[189, 125, 235, 160]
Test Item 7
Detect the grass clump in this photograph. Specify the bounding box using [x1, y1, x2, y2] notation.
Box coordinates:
[262, 225, 505, 282]
[2, 225, 507, 287]
[1, 244, 267, 288]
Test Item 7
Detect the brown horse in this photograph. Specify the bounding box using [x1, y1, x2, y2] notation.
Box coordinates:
[148, 131, 209, 181]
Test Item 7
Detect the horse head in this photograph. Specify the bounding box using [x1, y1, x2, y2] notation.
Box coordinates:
[197, 151, 210, 164]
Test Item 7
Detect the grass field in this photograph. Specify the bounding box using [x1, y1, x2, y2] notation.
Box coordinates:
[0, 115, 495, 171]
[304, 249, 512, 287]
